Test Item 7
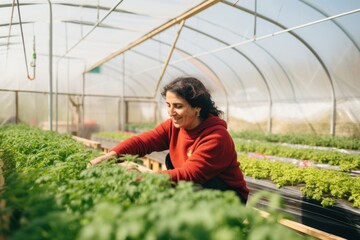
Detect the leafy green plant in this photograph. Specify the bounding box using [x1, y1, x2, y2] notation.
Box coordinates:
[230, 129, 360, 150]
[234, 139, 360, 170]
[240, 153, 360, 208]
[1, 124, 313, 240]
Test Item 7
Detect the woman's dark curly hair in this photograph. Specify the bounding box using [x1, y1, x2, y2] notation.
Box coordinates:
[161, 77, 223, 118]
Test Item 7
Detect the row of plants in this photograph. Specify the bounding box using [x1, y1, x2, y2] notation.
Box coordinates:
[100, 125, 360, 151]
[94, 131, 136, 141]
[234, 139, 360, 171]
[229, 129, 360, 150]
[92, 131, 360, 171]
[240, 153, 360, 208]
[0, 124, 310, 240]
[125, 123, 157, 133]
[92, 131, 360, 208]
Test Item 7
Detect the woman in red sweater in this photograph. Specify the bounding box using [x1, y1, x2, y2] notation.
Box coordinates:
[89, 77, 249, 203]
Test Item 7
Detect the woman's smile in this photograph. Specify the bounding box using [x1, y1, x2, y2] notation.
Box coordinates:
[165, 91, 201, 130]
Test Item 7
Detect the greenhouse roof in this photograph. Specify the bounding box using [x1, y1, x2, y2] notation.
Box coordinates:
[1, 0, 359, 134]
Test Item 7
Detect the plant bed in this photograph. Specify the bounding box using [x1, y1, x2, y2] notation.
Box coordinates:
[90, 131, 360, 239]
[246, 177, 360, 239]
[0, 124, 315, 240]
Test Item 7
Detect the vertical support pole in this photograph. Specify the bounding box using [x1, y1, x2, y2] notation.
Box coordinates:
[15, 91, 19, 124]
[82, 69, 85, 136]
[125, 101, 130, 130]
[330, 84, 336, 136]
[120, 53, 126, 131]
[47, 0, 53, 131]
[155, 101, 159, 124]
[268, 98, 273, 134]
[156, 98, 162, 125]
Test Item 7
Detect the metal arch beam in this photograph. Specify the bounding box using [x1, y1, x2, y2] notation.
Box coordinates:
[185, 25, 273, 133]
[105, 50, 189, 97]
[151, 33, 248, 101]
[93, 56, 159, 97]
[55, 3, 150, 16]
[176, 52, 230, 122]
[127, 40, 230, 121]
[0, 3, 40, 8]
[102, 53, 189, 98]
[85, 0, 222, 73]
[117, 38, 230, 112]
[102, 49, 195, 98]
[195, 17, 296, 100]
[224, 1, 338, 135]
[131, 49, 189, 76]
[299, 0, 359, 51]
[99, 64, 139, 96]
[162, 39, 263, 129]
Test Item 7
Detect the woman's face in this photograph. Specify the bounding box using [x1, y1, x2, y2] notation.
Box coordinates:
[165, 91, 201, 130]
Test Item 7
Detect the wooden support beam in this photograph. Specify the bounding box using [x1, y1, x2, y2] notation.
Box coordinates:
[72, 136, 101, 149]
[142, 158, 151, 169]
[258, 209, 346, 240]
[85, 0, 221, 73]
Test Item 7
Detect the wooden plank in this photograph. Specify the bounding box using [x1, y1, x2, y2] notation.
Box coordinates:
[257, 209, 346, 240]
[151, 161, 161, 172]
[279, 219, 346, 240]
[72, 136, 101, 149]
[142, 158, 151, 169]
[118, 161, 153, 173]
[85, 0, 221, 72]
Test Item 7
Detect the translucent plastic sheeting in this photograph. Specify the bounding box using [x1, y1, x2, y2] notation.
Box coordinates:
[0, 0, 359, 136]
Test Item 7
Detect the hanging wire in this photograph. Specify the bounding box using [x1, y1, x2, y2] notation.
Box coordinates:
[232, 0, 240, 6]
[16, 0, 36, 80]
[253, 0, 257, 39]
[97, 0, 100, 22]
[61, 0, 125, 58]
[5, 0, 16, 66]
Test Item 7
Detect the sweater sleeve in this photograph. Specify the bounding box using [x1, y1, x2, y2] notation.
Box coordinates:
[161, 128, 237, 184]
[110, 121, 170, 157]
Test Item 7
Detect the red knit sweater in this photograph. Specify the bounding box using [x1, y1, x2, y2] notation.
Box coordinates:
[110, 114, 249, 201]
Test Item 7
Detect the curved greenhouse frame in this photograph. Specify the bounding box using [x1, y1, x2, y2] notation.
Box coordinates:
[0, 0, 359, 137]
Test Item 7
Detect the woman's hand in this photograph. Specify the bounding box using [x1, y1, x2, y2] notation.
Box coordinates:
[88, 151, 118, 166]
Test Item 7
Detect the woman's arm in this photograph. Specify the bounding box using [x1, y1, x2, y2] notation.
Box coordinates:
[89, 150, 118, 166]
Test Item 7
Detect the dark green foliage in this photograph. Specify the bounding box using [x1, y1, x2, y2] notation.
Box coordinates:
[0, 124, 312, 239]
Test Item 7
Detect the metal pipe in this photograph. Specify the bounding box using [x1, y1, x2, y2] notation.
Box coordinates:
[120, 53, 126, 131]
[48, 0, 53, 131]
[85, 0, 222, 73]
[62, 0, 125, 58]
[153, 20, 185, 97]
[15, 91, 19, 124]
[82, 67, 85, 136]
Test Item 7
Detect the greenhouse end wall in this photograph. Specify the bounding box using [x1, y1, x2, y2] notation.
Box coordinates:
[1, 89, 359, 138]
[227, 99, 360, 137]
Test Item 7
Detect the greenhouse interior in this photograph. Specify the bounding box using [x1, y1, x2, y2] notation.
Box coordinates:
[1, 0, 359, 239]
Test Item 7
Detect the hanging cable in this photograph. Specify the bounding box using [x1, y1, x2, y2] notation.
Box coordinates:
[254, 0, 257, 39]
[16, 0, 36, 80]
[232, 0, 240, 6]
[30, 36, 37, 78]
[6, 0, 16, 64]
